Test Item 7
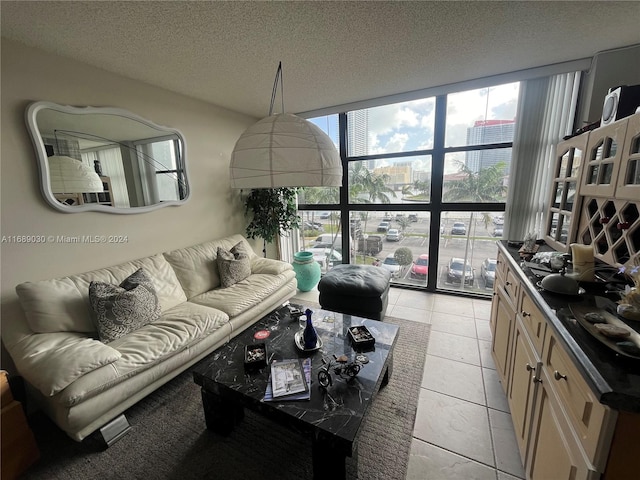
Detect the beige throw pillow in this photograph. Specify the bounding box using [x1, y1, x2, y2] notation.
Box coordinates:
[217, 242, 251, 288]
[89, 268, 161, 343]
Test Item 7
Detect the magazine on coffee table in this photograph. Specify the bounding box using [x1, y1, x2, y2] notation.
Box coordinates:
[264, 358, 311, 401]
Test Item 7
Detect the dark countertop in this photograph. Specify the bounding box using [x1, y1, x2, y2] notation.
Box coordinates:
[498, 241, 640, 413]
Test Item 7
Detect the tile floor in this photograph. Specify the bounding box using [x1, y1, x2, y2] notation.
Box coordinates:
[292, 286, 526, 480]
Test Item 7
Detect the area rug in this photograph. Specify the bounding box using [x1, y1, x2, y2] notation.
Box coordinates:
[22, 314, 430, 480]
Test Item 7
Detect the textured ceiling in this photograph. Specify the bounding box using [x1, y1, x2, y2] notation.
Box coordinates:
[2, 1, 639, 118]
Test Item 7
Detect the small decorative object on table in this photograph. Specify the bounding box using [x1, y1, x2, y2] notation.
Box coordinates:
[303, 308, 318, 349]
[270, 359, 308, 399]
[616, 258, 640, 321]
[348, 325, 376, 350]
[519, 232, 539, 260]
[317, 354, 365, 388]
[244, 343, 267, 369]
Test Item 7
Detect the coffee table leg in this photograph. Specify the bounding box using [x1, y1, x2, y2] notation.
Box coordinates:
[312, 437, 353, 480]
[381, 354, 394, 387]
[200, 388, 244, 435]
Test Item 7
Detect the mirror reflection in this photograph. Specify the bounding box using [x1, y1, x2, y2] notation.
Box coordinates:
[26, 102, 189, 213]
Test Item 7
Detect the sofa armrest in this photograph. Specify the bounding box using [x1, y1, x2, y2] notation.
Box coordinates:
[250, 257, 293, 275]
[9, 332, 121, 397]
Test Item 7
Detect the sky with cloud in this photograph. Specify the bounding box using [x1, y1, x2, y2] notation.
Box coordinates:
[310, 81, 519, 175]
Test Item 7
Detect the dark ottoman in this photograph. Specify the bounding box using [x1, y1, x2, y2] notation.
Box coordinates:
[318, 264, 391, 321]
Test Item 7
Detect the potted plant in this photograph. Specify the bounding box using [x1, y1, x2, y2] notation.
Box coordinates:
[244, 188, 301, 258]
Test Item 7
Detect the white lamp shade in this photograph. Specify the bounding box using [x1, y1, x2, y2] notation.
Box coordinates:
[48, 155, 104, 193]
[230, 113, 342, 189]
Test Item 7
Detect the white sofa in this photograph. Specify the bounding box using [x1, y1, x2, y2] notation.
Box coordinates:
[3, 234, 296, 442]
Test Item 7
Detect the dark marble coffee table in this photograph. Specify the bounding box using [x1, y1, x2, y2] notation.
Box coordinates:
[192, 303, 399, 479]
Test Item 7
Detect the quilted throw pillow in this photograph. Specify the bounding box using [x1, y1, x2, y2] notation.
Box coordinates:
[89, 268, 161, 343]
[217, 242, 251, 288]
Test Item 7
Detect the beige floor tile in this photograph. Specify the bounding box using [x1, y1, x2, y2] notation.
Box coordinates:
[431, 312, 478, 338]
[387, 286, 402, 305]
[427, 330, 481, 366]
[422, 355, 486, 405]
[476, 319, 493, 341]
[489, 409, 525, 478]
[413, 389, 495, 467]
[483, 368, 510, 413]
[478, 339, 495, 370]
[473, 298, 493, 320]
[395, 289, 436, 310]
[407, 439, 498, 480]
[498, 471, 524, 480]
[433, 295, 475, 317]
[291, 287, 319, 305]
[388, 304, 432, 324]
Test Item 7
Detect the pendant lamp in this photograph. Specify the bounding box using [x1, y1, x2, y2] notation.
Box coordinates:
[230, 63, 342, 189]
[48, 155, 104, 193]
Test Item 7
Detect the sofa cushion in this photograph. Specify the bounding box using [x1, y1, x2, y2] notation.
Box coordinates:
[163, 234, 255, 298]
[217, 242, 251, 288]
[89, 268, 162, 343]
[15, 333, 121, 396]
[189, 270, 297, 318]
[16, 254, 187, 334]
[56, 302, 230, 407]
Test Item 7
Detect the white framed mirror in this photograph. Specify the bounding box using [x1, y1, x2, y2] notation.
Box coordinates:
[25, 101, 190, 213]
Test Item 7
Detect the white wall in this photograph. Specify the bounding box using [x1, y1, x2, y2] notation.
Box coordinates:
[0, 39, 262, 372]
[577, 44, 640, 126]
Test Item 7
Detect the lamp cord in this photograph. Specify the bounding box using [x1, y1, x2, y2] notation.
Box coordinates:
[268, 61, 284, 116]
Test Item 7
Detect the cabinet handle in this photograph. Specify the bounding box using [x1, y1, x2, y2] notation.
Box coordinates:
[522, 311, 531, 317]
[505, 281, 512, 286]
[553, 370, 567, 381]
[533, 377, 542, 384]
[526, 363, 536, 372]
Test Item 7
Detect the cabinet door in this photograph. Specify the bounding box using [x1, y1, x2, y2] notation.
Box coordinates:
[616, 112, 640, 201]
[527, 369, 599, 480]
[491, 287, 516, 386]
[507, 320, 540, 461]
[580, 118, 628, 198]
[545, 132, 589, 252]
[544, 330, 613, 470]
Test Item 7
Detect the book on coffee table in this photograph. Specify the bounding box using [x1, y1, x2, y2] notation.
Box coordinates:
[264, 358, 311, 401]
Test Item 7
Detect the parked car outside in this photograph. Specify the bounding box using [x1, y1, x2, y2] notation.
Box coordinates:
[380, 253, 401, 277]
[319, 211, 330, 219]
[408, 214, 418, 222]
[493, 227, 503, 237]
[303, 221, 324, 232]
[377, 221, 391, 232]
[386, 228, 402, 241]
[304, 248, 342, 271]
[411, 254, 429, 280]
[451, 222, 467, 235]
[493, 215, 504, 225]
[382, 213, 392, 221]
[480, 258, 497, 288]
[446, 257, 475, 285]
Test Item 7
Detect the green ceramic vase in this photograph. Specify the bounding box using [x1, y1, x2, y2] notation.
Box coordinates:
[292, 251, 321, 292]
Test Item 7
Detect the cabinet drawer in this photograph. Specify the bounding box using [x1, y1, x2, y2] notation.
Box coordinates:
[495, 251, 519, 308]
[543, 330, 614, 470]
[503, 268, 519, 306]
[496, 250, 508, 280]
[519, 290, 546, 356]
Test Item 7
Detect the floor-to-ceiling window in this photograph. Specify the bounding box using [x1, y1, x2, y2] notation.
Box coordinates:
[291, 60, 586, 296]
[296, 83, 519, 297]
